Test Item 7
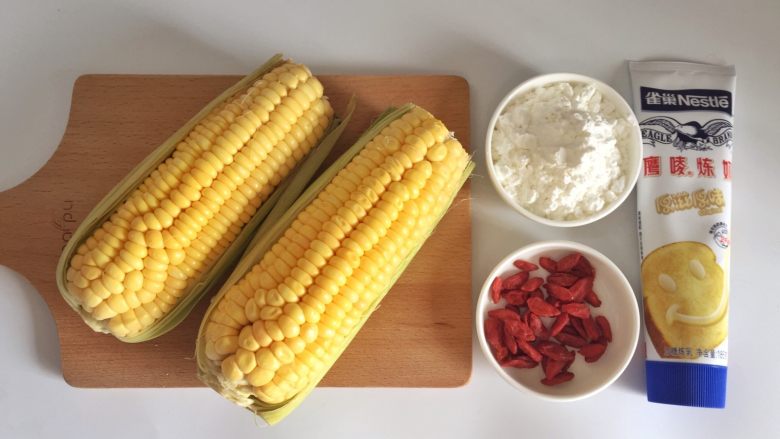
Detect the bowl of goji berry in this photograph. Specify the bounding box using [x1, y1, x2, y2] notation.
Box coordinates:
[476, 240, 640, 401]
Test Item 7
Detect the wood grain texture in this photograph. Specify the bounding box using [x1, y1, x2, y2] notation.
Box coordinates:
[0, 74, 472, 388]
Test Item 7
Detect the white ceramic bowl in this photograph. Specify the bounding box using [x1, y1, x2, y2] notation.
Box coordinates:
[485, 73, 643, 227]
[476, 241, 640, 402]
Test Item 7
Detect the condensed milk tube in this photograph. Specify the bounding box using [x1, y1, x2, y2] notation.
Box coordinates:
[629, 61, 735, 408]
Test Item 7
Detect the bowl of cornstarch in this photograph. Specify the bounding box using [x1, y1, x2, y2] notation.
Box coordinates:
[486, 73, 642, 227]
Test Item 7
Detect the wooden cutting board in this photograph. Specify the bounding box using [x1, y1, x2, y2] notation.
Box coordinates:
[0, 73, 472, 388]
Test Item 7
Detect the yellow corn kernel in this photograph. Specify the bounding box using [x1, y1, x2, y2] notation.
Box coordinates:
[283, 303, 306, 325]
[255, 348, 281, 371]
[299, 302, 321, 324]
[286, 337, 306, 354]
[259, 306, 282, 321]
[214, 335, 239, 355]
[270, 341, 295, 365]
[246, 367, 275, 387]
[238, 325, 260, 351]
[235, 348, 257, 374]
[278, 315, 300, 338]
[244, 299, 261, 322]
[205, 322, 238, 341]
[221, 355, 244, 382]
[251, 320, 273, 347]
[265, 289, 286, 307]
[299, 322, 318, 343]
[91, 302, 117, 320]
[218, 300, 250, 326]
[265, 320, 285, 341]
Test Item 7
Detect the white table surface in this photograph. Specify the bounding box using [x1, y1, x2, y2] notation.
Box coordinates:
[1, 1, 778, 437]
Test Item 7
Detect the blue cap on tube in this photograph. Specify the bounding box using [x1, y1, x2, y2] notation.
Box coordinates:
[646, 361, 727, 408]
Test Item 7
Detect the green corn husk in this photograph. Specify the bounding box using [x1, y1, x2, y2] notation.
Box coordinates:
[195, 104, 475, 425]
[55, 54, 354, 343]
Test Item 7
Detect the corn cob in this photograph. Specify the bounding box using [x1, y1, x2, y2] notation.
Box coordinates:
[196, 104, 473, 424]
[56, 55, 346, 342]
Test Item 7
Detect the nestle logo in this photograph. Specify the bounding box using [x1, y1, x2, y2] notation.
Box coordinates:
[640, 87, 732, 115]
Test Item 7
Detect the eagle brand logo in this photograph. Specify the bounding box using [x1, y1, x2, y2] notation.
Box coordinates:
[710, 222, 730, 249]
[639, 116, 732, 151]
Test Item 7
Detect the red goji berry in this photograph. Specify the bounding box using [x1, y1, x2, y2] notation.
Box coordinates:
[516, 338, 543, 363]
[484, 318, 504, 351]
[546, 295, 562, 309]
[585, 290, 602, 307]
[543, 359, 568, 380]
[490, 276, 503, 304]
[583, 316, 601, 341]
[504, 318, 535, 341]
[596, 315, 612, 342]
[539, 256, 558, 273]
[549, 313, 570, 337]
[571, 256, 595, 277]
[546, 283, 576, 302]
[527, 312, 541, 332]
[503, 271, 529, 290]
[555, 332, 587, 348]
[504, 290, 528, 306]
[561, 303, 591, 319]
[570, 317, 589, 341]
[503, 326, 518, 355]
[541, 371, 575, 386]
[561, 326, 579, 336]
[569, 277, 593, 302]
[547, 272, 578, 287]
[527, 297, 560, 317]
[495, 346, 509, 362]
[520, 276, 544, 292]
[527, 312, 549, 340]
[536, 341, 575, 362]
[487, 308, 521, 321]
[529, 289, 544, 300]
[512, 259, 539, 272]
[579, 343, 607, 363]
[556, 253, 582, 272]
[500, 355, 538, 368]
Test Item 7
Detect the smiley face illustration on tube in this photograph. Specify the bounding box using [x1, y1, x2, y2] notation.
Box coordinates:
[641, 241, 728, 359]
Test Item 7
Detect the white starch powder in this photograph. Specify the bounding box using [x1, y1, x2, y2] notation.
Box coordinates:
[491, 82, 633, 221]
